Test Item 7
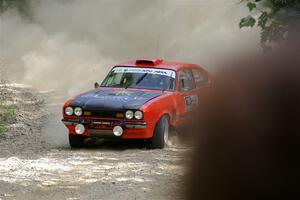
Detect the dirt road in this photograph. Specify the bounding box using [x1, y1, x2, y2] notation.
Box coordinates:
[0, 83, 189, 200]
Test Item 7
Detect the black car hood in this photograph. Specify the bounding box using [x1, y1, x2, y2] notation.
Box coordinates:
[69, 88, 163, 111]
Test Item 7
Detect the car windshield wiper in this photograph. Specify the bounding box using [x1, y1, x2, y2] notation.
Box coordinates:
[124, 73, 148, 89]
[135, 73, 148, 86]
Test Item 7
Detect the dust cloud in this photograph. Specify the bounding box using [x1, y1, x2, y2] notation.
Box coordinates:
[0, 0, 259, 146]
[1, 0, 259, 96]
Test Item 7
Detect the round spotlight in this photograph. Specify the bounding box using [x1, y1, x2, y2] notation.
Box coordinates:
[134, 111, 143, 120]
[113, 126, 123, 137]
[125, 110, 134, 119]
[65, 107, 73, 116]
[75, 124, 85, 135]
[74, 107, 83, 116]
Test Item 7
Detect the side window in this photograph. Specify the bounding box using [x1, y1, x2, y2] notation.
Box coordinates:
[103, 72, 123, 86]
[111, 73, 124, 86]
[179, 69, 196, 92]
[192, 68, 208, 88]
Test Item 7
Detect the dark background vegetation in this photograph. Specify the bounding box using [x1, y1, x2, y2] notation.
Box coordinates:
[187, 1, 300, 199]
[0, 0, 30, 17]
[187, 47, 300, 200]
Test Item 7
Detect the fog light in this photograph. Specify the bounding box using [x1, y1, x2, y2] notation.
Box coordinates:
[75, 124, 85, 135]
[113, 126, 123, 137]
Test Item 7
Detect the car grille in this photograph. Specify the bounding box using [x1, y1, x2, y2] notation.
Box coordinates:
[83, 110, 124, 119]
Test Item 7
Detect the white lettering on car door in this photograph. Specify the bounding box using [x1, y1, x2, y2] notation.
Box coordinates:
[184, 95, 198, 113]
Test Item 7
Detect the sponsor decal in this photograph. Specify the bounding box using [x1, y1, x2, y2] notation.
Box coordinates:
[84, 111, 91, 116]
[116, 113, 124, 118]
[112, 67, 176, 78]
[185, 95, 199, 112]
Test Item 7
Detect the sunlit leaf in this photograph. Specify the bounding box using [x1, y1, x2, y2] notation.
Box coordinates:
[247, 2, 257, 11]
[258, 12, 268, 28]
[239, 15, 256, 28]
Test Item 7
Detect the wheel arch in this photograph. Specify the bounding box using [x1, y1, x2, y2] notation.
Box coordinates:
[156, 111, 172, 125]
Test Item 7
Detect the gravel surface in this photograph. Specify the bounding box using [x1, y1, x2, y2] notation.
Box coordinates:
[0, 83, 190, 200]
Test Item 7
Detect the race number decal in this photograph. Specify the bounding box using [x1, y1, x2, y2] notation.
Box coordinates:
[185, 95, 199, 112]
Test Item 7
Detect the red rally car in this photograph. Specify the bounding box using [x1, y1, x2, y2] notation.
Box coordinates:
[62, 58, 210, 148]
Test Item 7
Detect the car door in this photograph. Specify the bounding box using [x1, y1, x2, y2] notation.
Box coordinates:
[175, 68, 199, 124]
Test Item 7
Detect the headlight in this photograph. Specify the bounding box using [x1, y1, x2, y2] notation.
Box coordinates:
[65, 107, 73, 116]
[134, 111, 143, 120]
[74, 107, 83, 116]
[125, 110, 134, 119]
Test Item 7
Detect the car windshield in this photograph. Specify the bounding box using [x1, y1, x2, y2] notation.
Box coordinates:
[101, 67, 176, 91]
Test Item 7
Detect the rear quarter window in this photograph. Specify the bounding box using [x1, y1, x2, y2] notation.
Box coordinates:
[192, 68, 209, 88]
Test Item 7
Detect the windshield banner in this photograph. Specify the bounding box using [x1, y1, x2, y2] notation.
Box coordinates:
[112, 67, 176, 78]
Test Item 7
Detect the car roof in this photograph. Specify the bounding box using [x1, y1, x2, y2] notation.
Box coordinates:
[116, 58, 205, 71]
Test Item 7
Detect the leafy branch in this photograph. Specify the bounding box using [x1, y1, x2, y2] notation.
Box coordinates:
[239, 0, 300, 50]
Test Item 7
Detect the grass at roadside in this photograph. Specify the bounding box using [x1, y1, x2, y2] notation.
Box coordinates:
[0, 104, 16, 136]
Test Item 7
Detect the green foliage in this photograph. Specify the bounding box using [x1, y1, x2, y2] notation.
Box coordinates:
[0, 0, 31, 17]
[258, 12, 268, 28]
[0, 125, 8, 136]
[247, 2, 257, 11]
[0, 105, 16, 136]
[240, 0, 300, 50]
[240, 15, 257, 28]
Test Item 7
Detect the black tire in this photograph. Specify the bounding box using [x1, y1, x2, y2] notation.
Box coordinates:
[149, 115, 169, 149]
[69, 134, 85, 148]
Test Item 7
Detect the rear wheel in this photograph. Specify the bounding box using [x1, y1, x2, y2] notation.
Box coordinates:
[149, 115, 169, 149]
[69, 134, 85, 148]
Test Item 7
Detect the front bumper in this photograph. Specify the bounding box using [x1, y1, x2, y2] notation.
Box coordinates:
[62, 118, 149, 138]
[62, 119, 147, 129]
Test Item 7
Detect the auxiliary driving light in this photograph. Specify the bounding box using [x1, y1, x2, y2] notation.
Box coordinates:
[75, 124, 85, 135]
[113, 126, 123, 137]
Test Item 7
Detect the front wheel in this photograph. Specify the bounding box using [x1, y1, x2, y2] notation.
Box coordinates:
[148, 115, 169, 149]
[69, 134, 85, 148]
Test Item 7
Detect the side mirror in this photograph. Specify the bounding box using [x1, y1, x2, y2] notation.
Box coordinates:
[94, 82, 100, 88]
